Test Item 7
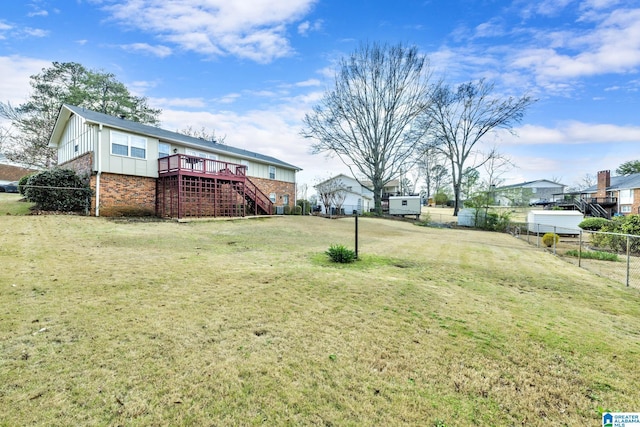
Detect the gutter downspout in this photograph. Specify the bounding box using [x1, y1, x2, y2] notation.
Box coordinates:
[95, 124, 103, 217]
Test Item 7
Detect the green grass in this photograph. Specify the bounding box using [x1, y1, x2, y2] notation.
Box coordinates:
[565, 249, 620, 262]
[0, 193, 33, 215]
[1, 213, 639, 425]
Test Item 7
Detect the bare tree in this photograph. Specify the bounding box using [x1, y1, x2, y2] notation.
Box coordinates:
[426, 79, 535, 215]
[315, 178, 345, 216]
[418, 145, 448, 203]
[567, 173, 596, 192]
[482, 148, 514, 203]
[333, 188, 347, 214]
[302, 42, 434, 214]
[178, 126, 226, 144]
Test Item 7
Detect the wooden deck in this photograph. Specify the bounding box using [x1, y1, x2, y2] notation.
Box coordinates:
[157, 155, 272, 219]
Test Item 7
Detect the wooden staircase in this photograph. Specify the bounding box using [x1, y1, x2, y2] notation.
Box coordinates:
[575, 199, 611, 219]
[241, 177, 273, 215]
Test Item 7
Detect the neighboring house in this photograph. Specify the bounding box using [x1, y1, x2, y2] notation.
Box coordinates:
[582, 170, 640, 217]
[495, 179, 566, 206]
[48, 104, 301, 218]
[361, 178, 402, 199]
[0, 162, 37, 186]
[314, 174, 373, 215]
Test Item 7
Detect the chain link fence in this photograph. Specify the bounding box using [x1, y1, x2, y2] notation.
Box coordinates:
[507, 223, 640, 289]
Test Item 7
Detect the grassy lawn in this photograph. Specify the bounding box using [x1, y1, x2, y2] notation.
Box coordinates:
[1, 213, 639, 426]
[0, 192, 34, 216]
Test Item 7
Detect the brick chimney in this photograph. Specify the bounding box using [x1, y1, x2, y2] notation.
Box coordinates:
[596, 170, 610, 198]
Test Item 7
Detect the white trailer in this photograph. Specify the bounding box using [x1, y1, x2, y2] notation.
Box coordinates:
[527, 210, 583, 235]
[388, 196, 421, 219]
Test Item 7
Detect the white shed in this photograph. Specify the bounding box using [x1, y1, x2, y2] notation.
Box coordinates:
[388, 196, 421, 218]
[457, 208, 486, 227]
[527, 210, 583, 235]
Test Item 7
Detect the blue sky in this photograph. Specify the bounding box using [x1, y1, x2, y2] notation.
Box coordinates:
[1, 0, 640, 191]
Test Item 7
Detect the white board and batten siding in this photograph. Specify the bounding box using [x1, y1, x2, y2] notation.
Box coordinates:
[57, 114, 97, 164]
[526, 210, 584, 235]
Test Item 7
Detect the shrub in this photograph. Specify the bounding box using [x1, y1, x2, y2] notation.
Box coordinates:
[565, 249, 619, 262]
[24, 168, 91, 212]
[578, 217, 610, 231]
[325, 244, 356, 263]
[434, 191, 449, 206]
[17, 173, 34, 196]
[296, 199, 311, 215]
[542, 232, 559, 247]
[590, 215, 640, 254]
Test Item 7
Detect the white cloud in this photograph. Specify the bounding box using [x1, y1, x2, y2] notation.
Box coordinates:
[150, 97, 208, 108]
[498, 121, 640, 145]
[27, 10, 49, 18]
[118, 43, 172, 58]
[0, 55, 51, 105]
[512, 8, 640, 82]
[293, 78, 321, 87]
[101, 0, 318, 63]
[474, 18, 505, 38]
[216, 93, 241, 104]
[157, 87, 345, 185]
[298, 19, 322, 36]
[23, 27, 49, 37]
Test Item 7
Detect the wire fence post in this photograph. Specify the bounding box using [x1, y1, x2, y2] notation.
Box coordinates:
[354, 214, 359, 260]
[578, 230, 583, 268]
[553, 226, 557, 255]
[627, 235, 631, 288]
[536, 223, 540, 248]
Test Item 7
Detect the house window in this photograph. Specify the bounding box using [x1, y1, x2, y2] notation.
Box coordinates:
[621, 205, 632, 213]
[283, 194, 289, 205]
[130, 136, 146, 158]
[240, 160, 249, 172]
[111, 131, 147, 159]
[111, 132, 129, 156]
[620, 189, 633, 205]
[269, 193, 276, 203]
[158, 142, 171, 158]
[269, 166, 276, 180]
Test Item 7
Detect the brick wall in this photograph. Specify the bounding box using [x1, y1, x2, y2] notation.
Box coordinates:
[249, 177, 296, 207]
[89, 173, 156, 215]
[60, 152, 93, 182]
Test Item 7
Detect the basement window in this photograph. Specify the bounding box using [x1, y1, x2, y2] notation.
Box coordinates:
[269, 193, 276, 203]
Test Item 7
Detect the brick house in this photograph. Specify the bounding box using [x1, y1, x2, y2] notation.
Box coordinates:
[583, 170, 640, 217]
[48, 104, 301, 218]
[0, 161, 38, 186]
